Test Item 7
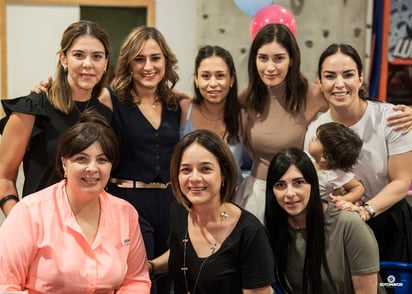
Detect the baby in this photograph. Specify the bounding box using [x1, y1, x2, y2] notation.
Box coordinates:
[308, 122, 364, 203]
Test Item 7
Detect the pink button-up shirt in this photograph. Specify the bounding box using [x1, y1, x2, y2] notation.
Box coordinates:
[0, 180, 151, 293]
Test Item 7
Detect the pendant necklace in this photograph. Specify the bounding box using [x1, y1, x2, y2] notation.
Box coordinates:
[181, 209, 228, 294]
[181, 229, 216, 294]
[74, 98, 91, 114]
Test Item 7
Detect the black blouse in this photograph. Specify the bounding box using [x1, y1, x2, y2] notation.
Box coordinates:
[0, 92, 112, 196]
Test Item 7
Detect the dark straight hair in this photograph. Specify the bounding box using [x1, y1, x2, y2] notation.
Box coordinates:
[193, 45, 240, 144]
[265, 148, 335, 294]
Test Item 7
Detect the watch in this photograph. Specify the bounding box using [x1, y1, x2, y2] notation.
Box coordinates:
[362, 202, 376, 218]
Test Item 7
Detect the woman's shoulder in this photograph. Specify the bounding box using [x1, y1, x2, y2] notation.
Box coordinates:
[238, 87, 249, 109]
[179, 96, 192, 123]
[305, 82, 328, 115]
[367, 99, 399, 116]
[237, 206, 267, 232]
[1, 92, 50, 116]
[325, 201, 365, 228]
[97, 87, 114, 111]
[102, 191, 139, 217]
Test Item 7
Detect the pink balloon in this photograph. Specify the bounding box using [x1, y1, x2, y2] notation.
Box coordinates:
[250, 5, 297, 40]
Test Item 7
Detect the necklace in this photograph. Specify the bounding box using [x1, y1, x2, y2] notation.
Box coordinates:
[74, 98, 91, 114]
[151, 99, 160, 108]
[182, 207, 228, 294]
[131, 88, 160, 109]
[182, 230, 216, 294]
[134, 98, 160, 108]
[199, 105, 223, 121]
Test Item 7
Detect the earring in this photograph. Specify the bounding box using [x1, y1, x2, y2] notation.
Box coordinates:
[63, 67, 68, 73]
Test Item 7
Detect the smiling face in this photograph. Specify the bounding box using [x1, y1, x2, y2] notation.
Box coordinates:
[60, 35, 108, 98]
[178, 142, 223, 207]
[272, 164, 311, 218]
[194, 55, 234, 105]
[256, 41, 290, 87]
[62, 141, 112, 196]
[130, 38, 166, 91]
[319, 51, 364, 109]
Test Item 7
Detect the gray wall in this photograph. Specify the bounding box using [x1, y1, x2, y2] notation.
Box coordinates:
[195, 0, 372, 91]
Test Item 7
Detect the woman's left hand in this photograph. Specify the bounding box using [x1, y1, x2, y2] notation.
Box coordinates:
[333, 200, 371, 221]
[333, 199, 356, 210]
[387, 104, 412, 134]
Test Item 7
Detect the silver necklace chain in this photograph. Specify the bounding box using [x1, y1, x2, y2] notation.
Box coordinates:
[181, 230, 216, 294]
[74, 99, 91, 114]
[181, 210, 228, 294]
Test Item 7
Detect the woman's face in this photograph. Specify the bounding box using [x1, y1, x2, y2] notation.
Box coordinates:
[194, 56, 233, 106]
[319, 52, 363, 109]
[178, 143, 223, 207]
[60, 35, 108, 95]
[62, 141, 112, 196]
[256, 41, 290, 87]
[272, 164, 311, 217]
[130, 38, 166, 91]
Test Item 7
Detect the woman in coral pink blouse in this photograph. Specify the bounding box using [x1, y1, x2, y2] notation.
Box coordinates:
[0, 111, 151, 294]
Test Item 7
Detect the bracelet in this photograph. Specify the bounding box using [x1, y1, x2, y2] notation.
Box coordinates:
[0, 195, 19, 208]
[147, 260, 155, 278]
[361, 202, 376, 218]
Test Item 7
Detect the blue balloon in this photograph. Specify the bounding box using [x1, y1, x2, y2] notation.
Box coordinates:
[234, 0, 273, 17]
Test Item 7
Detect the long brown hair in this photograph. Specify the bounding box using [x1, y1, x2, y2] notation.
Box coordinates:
[193, 45, 241, 144]
[49, 20, 110, 114]
[111, 26, 179, 111]
[246, 23, 308, 115]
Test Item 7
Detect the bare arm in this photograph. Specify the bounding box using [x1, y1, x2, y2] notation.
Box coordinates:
[148, 249, 170, 276]
[335, 151, 412, 220]
[0, 113, 35, 216]
[179, 96, 192, 126]
[366, 151, 412, 217]
[240, 108, 248, 143]
[387, 104, 412, 134]
[173, 88, 191, 101]
[243, 285, 272, 294]
[352, 273, 378, 294]
[330, 178, 365, 203]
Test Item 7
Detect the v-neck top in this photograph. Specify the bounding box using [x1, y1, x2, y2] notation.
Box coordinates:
[110, 89, 181, 183]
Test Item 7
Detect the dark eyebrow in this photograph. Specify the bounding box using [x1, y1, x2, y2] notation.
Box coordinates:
[323, 69, 356, 75]
[71, 49, 105, 55]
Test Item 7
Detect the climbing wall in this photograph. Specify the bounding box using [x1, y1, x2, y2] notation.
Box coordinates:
[196, 0, 370, 89]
